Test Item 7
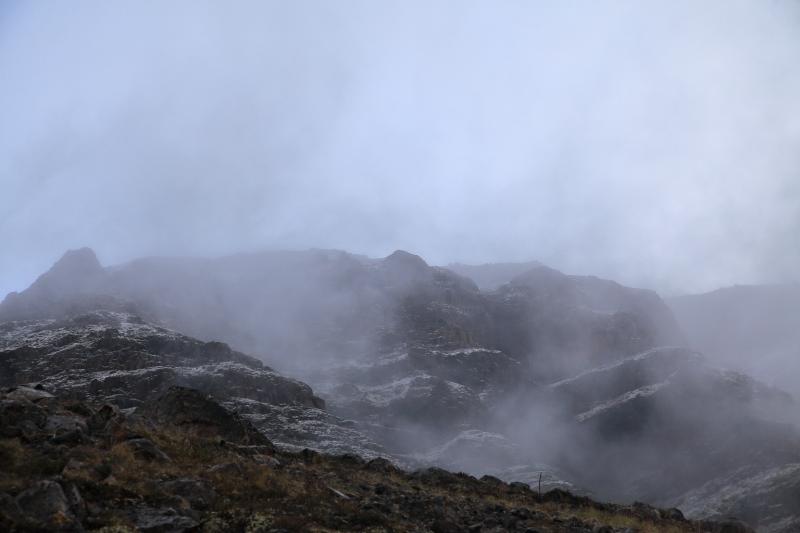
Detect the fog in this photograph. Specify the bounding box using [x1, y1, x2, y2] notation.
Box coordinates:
[3, 0, 800, 299]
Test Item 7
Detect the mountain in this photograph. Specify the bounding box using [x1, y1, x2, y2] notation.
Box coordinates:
[2, 248, 799, 531]
[668, 284, 800, 398]
[0, 310, 388, 460]
[447, 261, 544, 290]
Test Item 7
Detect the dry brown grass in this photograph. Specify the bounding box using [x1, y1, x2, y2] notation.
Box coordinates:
[1, 424, 708, 533]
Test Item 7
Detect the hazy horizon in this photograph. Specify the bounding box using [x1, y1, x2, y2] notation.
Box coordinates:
[3, 1, 800, 298]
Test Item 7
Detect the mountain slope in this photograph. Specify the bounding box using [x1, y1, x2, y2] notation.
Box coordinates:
[3, 248, 799, 531]
[0, 385, 748, 533]
[0, 310, 387, 460]
[668, 284, 800, 398]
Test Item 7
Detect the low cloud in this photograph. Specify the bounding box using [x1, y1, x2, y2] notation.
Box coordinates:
[2, 0, 800, 296]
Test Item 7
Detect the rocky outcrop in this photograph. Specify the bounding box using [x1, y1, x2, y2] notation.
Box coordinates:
[0, 248, 683, 380]
[0, 387, 749, 533]
[0, 248, 115, 323]
[0, 311, 390, 458]
[138, 386, 273, 447]
[486, 266, 685, 380]
[0, 310, 322, 406]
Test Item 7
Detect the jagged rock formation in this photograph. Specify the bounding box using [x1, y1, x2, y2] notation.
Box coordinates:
[138, 386, 274, 447]
[1, 248, 798, 531]
[0, 310, 386, 460]
[486, 265, 685, 380]
[0, 248, 682, 379]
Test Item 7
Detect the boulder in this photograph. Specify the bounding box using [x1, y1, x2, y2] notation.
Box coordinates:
[123, 438, 171, 462]
[138, 386, 274, 448]
[15, 480, 83, 531]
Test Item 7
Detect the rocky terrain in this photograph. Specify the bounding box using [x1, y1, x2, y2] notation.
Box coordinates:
[0, 384, 752, 532]
[1, 248, 799, 531]
[0, 310, 387, 462]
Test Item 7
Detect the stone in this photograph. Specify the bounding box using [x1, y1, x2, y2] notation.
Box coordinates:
[159, 478, 217, 510]
[15, 480, 82, 531]
[123, 438, 171, 462]
[134, 506, 198, 532]
[6, 386, 54, 402]
[138, 386, 273, 447]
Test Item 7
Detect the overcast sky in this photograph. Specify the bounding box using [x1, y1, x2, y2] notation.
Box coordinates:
[2, 0, 799, 297]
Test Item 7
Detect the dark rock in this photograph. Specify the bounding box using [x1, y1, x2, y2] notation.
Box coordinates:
[301, 448, 320, 463]
[87, 403, 121, 433]
[15, 480, 82, 531]
[663, 507, 685, 521]
[206, 462, 244, 476]
[134, 506, 198, 532]
[0, 398, 47, 437]
[138, 386, 273, 447]
[123, 438, 171, 462]
[0, 492, 25, 529]
[337, 453, 365, 465]
[364, 457, 397, 473]
[412, 467, 460, 485]
[252, 454, 281, 467]
[50, 427, 88, 445]
[159, 478, 217, 510]
[45, 413, 87, 434]
[704, 520, 757, 533]
[6, 386, 54, 402]
[431, 518, 461, 533]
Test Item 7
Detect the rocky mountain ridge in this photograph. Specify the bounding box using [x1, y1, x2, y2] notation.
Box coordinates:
[2, 248, 799, 531]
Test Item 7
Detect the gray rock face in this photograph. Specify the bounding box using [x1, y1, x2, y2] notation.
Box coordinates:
[674, 464, 800, 533]
[0, 310, 322, 406]
[0, 310, 386, 457]
[0, 248, 681, 382]
[139, 386, 273, 447]
[545, 347, 800, 514]
[486, 266, 685, 381]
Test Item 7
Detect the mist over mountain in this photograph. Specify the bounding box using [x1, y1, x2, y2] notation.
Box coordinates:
[3, 1, 800, 531]
[3, 247, 800, 531]
[668, 284, 800, 399]
[3, 1, 800, 298]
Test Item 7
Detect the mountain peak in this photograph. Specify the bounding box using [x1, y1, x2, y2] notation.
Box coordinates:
[384, 249, 429, 268]
[32, 247, 105, 295]
[52, 247, 102, 272]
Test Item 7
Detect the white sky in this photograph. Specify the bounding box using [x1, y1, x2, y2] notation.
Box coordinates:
[2, 0, 799, 297]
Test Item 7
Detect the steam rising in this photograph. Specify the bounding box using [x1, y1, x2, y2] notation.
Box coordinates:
[2, 1, 800, 297]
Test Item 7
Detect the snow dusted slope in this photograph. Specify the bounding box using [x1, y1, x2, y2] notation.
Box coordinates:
[0, 310, 387, 459]
[673, 463, 800, 533]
